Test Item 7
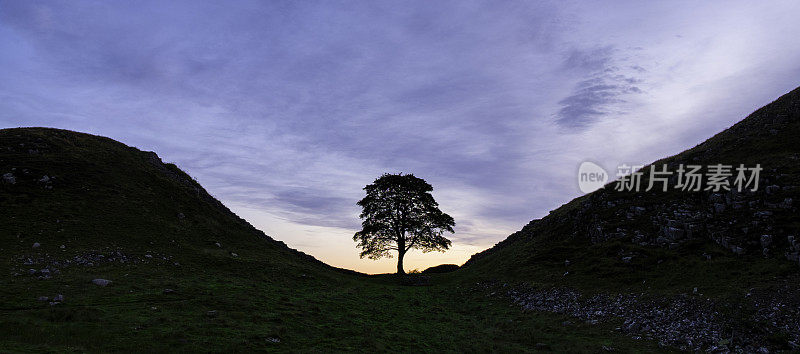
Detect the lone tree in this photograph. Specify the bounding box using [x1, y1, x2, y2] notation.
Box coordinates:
[354, 173, 455, 275]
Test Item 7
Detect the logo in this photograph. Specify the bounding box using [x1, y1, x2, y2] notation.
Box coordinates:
[578, 161, 609, 193]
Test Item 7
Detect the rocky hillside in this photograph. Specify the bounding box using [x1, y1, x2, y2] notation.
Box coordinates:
[466, 85, 800, 269]
[458, 86, 800, 352]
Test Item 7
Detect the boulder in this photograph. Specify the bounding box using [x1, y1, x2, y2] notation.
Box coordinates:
[1, 173, 15, 184]
[765, 185, 780, 195]
[92, 279, 112, 287]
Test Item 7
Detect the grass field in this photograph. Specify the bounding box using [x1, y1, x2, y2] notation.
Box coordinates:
[1, 256, 670, 352]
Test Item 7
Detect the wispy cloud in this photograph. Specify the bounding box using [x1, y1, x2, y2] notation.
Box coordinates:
[556, 46, 644, 128]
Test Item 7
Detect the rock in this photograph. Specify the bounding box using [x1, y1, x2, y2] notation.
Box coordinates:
[214, 242, 221, 248]
[163, 289, 176, 294]
[92, 278, 112, 287]
[710, 193, 725, 203]
[53, 294, 64, 302]
[230, 252, 239, 257]
[713, 203, 726, 213]
[144, 254, 153, 259]
[39, 175, 50, 183]
[765, 185, 780, 195]
[663, 227, 685, 241]
[755, 211, 773, 218]
[205, 310, 218, 317]
[2, 173, 15, 184]
[37, 296, 49, 301]
[564, 259, 570, 267]
[622, 256, 633, 264]
[32, 242, 41, 249]
[177, 212, 185, 219]
[60, 244, 66, 249]
[780, 198, 793, 209]
[760, 235, 773, 249]
[266, 337, 281, 343]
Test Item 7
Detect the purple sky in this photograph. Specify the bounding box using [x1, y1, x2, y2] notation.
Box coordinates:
[2, 0, 800, 273]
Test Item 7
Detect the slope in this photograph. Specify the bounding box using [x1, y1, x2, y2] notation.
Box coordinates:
[0, 127, 661, 352]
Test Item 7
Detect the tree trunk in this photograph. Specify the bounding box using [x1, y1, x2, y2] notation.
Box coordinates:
[396, 249, 406, 275]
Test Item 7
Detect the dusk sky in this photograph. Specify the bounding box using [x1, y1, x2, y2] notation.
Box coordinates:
[2, 0, 800, 273]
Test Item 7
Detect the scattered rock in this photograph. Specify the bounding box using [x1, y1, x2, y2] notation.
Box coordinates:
[163, 289, 176, 295]
[230, 252, 238, 257]
[37, 296, 49, 301]
[205, 310, 218, 317]
[92, 279, 112, 287]
[32, 243, 41, 249]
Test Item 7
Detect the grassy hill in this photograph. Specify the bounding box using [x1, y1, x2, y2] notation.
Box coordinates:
[0, 128, 660, 351]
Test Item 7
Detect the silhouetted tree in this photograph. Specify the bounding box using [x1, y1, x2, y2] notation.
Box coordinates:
[354, 173, 455, 275]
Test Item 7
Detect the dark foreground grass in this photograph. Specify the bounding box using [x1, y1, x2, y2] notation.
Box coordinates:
[0, 258, 668, 352]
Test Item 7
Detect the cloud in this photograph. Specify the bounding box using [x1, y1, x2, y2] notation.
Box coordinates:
[555, 47, 644, 128]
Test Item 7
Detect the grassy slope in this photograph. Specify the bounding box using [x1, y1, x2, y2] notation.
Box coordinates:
[0, 128, 664, 352]
[458, 86, 800, 298]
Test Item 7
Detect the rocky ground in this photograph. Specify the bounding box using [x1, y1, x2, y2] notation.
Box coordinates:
[9, 246, 178, 280]
[480, 282, 800, 352]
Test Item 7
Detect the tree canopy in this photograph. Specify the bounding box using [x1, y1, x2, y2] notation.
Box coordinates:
[353, 173, 455, 274]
